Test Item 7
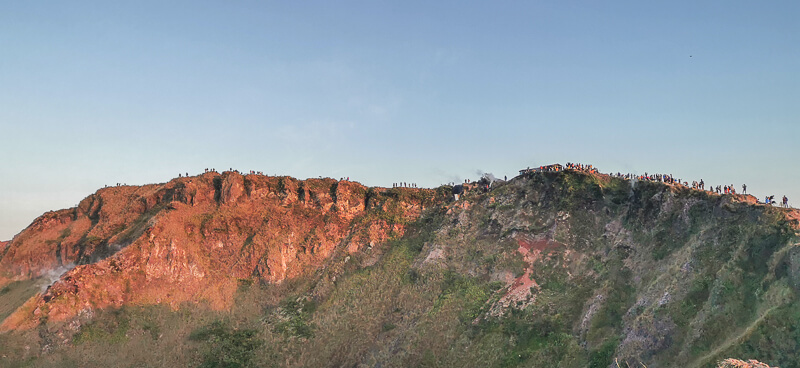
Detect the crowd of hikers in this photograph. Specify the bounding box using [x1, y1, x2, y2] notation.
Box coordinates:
[515, 163, 790, 209]
[166, 164, 791, 209]
[565, 162, 599, 173]
[518, 163, 599, 175]
[519, 164, 563, 174]
[765, 195, 791, 208]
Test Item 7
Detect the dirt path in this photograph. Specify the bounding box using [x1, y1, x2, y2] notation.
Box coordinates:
[689, 306, 778, 368]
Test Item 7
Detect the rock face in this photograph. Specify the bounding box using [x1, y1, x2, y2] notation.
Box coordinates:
[0, 172, 442, 328]
[1, 169, 799, 368]
[414, 171, 800, 368]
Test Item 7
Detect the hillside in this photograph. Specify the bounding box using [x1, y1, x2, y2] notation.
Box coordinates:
[0, 169, 798, 367]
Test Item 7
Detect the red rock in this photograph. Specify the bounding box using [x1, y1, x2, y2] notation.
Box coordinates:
[0, 174, 442, 329]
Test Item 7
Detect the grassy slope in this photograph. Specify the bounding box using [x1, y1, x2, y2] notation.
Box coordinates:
[0, 279, 42, 325]
[1, 172, 798, 368]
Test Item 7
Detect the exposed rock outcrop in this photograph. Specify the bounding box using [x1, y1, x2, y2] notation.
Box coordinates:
[1, 169, 797, 368]
[0, 172, 442, 329]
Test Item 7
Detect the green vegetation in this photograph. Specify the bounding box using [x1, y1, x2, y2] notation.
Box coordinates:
[73, 309, 130, 345]
[589, 338, 618, 368]
[0, 278, 41, 323]
[190, 320, 262, 368]
[270, 296, 316, 339]
[2, 171, 798, 368]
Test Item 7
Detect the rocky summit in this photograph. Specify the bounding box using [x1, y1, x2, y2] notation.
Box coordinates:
[1, 168, 798, 368]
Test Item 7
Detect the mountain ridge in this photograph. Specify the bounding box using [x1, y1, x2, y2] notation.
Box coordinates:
[1, 168, 798, 367]
[0, 171, 443, 330]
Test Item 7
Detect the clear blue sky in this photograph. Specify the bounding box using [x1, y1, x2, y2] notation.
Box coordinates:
[2, 1, 799, 240]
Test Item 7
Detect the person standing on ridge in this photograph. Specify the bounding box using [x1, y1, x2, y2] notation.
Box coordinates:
[742, 184, 747, 194]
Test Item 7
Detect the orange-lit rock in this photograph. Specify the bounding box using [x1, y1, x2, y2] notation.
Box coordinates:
[0, 173, 443, 329]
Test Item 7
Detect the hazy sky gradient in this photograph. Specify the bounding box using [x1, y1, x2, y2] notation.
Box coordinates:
[2, 1, 799, 240]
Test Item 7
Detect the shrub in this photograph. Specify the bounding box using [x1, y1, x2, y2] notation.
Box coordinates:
[189, 320, 262, 368]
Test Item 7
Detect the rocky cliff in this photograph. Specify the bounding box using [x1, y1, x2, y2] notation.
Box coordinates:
[1, 169, 798, 368]
[0, 172, 443, 330]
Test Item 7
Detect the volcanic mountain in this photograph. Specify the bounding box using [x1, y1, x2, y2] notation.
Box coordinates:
[0, 169, 798, 368]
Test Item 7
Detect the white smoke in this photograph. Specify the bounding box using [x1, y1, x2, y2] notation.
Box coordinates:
[108, 243, 123, 253]
[476, 170, 498, 183]
[39, 263, 76, 292]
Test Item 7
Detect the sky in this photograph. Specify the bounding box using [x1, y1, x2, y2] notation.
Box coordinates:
[1, 1, 799, 240]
